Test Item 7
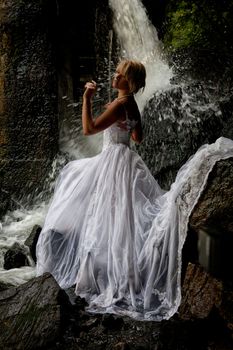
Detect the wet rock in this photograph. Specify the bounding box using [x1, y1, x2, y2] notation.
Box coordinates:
[3, 242, 30, 270]
[82, 317, 99, 330]
[0, 281, 14, 292]
[113, 342, 130, 350]
[189, 158, 233, 282]
[156, 263, 233, 350]
[0, 272, 70, 350]
[4, 223, 42, 269]
[190, 158, 233, 234]
[157, 313, 233, 350]
[0, 267, 232, 349]
[102, 314, 125, 331]
[219, 283, 233, 334]
[178, 263, 233, 343]
[179, 263, 222, 320]
[138, 83, 233, 190]
[0, 191, 11, 221]
[0, 0, 59, 210]
[24, 224, 42, 263]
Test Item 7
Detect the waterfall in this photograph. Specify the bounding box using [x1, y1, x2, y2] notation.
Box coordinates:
[108, 29, 114, 102]
[109, 0, 173, 110]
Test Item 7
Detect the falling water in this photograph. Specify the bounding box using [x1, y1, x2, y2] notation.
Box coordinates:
[108, 29, 114, 102]
[109, 0, 173, 110]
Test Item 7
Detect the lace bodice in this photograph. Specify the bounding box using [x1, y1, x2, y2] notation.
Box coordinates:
[102, 119, 138, 151]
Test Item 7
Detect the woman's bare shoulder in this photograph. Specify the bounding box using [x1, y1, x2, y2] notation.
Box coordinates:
[119, 98, 141, 122]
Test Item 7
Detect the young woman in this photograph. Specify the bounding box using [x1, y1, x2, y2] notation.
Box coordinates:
[36, 59, 233, 321]
[81, 59, 144, 144]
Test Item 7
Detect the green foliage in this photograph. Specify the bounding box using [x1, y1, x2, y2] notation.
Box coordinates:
[163, 0, 233, 52]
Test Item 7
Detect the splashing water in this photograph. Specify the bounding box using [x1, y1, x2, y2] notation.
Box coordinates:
[0, 154, 68, 284]
[109, 0, 173, 110]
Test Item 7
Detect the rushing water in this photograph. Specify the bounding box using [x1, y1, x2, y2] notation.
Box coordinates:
[0, 0, 227, 286]
[109, 0, 173, 110]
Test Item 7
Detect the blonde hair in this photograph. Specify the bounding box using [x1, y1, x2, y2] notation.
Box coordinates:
[117, 59, 146, 94]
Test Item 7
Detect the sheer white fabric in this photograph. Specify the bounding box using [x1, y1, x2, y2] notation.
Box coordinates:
[36, 120, 233, 321]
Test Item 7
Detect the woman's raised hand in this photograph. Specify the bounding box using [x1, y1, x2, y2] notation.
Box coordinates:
[83, 80, 97, 99]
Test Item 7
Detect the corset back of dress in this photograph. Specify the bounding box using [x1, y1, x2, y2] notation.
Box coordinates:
[102, 119, 137, 151]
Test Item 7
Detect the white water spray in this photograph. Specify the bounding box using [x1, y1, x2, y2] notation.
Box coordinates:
[109, 0, 173, 110]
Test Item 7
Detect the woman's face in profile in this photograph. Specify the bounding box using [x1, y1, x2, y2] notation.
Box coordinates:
[112, 66, 129, 90]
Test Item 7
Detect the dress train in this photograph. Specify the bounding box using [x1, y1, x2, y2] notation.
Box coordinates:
[36, 118, 233, 320]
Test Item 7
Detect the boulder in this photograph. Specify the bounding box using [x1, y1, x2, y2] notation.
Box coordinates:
[189, 158, 233, 282]
[190, 158, 233, 234]
[3, 242, 30, 270]
[138, 85, 233, 190]
[0, 273, 70, 350]
[179, 263, 222, 320]
[24, 224, 42, 263]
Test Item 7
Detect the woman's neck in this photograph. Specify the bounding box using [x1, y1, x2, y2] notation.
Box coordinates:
[117, 91, 133, 99]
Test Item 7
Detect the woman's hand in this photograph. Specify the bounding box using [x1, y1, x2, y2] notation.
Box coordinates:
[83, 80, 97, 99]
[117, 120, 129, 131]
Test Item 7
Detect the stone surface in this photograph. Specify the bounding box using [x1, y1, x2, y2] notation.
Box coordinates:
[0, 273, 69, 350]
[0, 281, 14, 292]
[0, 0, 59, 218]
[0, 268, 232, 349]
[24, 224, 42, 263]
[189, 158, 233, 282]
[137, 83, 233, 189]
[3, 242, 30, 270]
[179, 263, 223, 320]
[190, 158, 233, 234]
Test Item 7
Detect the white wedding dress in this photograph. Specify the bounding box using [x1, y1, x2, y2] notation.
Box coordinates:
[36, 114, 233, 321]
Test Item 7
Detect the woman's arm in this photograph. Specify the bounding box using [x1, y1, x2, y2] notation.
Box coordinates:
[82, 96, 94, 135]
[131, 117, 143, 144]
[82, 97, 123, 135]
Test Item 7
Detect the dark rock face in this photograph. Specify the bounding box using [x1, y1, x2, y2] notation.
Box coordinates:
[55, 0, 99, 122]
[3, 242, 30, 270]
[1, 269, 232, 350]
[3, 224, 41, 270]
[0, 0, 59, 218]
[0, 191, 11, 222]
[190, 158, 233, 234]
[137, 83, 233, 189]
[0, 281, 14, 292]
[24, 224, 42, 263]
[0, 273, 69, 350]
[189, 158, 233, 281]
[179, 263, 222, 320]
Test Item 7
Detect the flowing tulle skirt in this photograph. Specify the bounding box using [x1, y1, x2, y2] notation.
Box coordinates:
[36, 137, 233, 321]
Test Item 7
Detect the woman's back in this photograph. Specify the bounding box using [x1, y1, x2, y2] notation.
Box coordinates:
[102, 97, 140, 150]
